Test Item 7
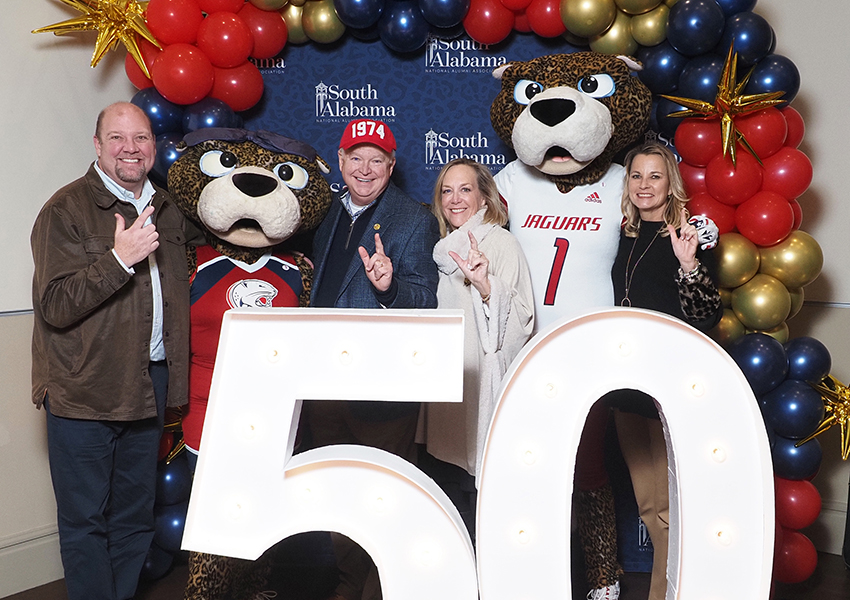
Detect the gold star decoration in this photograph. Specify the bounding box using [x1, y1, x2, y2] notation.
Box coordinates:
[799, 374, 850, 460]
[661, 44, 787, 165]
[32, 0, 160, 79]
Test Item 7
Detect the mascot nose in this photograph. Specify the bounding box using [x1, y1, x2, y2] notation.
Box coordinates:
[232, 172, 278, 197]
[530, 98, 576, 128]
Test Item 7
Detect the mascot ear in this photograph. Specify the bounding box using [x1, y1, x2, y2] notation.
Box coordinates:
[492, 63, 512, 80]
[616, 55, 643, 72]
[316, 156, 331, 175]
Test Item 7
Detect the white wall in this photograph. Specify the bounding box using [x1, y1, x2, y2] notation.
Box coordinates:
[0, 0, 847, 596]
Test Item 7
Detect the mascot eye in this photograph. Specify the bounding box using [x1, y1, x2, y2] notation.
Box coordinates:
[199, 150, 238, 177]
[274, 162, 309, 190]
[576, 74, 616, 98]
[513, 79, 544, 105]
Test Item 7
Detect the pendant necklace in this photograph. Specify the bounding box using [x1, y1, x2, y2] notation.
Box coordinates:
[622, 227, 661, 307]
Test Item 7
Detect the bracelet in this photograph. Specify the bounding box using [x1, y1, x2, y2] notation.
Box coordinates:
[677, 260, 701, 284]
[481, 293, 491, 304]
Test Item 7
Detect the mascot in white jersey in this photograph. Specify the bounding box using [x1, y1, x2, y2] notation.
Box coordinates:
[491, 52, 653, 332]
[490, 52, 653, 600]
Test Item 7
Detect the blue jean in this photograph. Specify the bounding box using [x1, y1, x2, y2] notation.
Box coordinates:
[46, 362, 168, 600]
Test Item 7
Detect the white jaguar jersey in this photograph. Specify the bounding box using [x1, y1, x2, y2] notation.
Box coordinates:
[495, 160, 624, 333]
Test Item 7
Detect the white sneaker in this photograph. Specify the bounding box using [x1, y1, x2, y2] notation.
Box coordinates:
[586, 581, 620, 600]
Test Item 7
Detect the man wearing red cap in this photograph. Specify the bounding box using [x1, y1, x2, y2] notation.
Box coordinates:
[306, 118, 440, 600]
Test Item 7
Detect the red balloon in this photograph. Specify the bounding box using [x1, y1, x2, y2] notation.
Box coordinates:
[146, 0, 205, 45]
[238, 2, 288, 59]
[761, 146, 813, 201]
[513, 10, 532, 32]
[780, 105, 805, 148]
[502, 0, 532, 11]
[774, 519, 784, 564]
[734, 108, 787, 160]
[463, 0, 515, 45]
[679, 162, 707, 196]
[151, 43, 215, 105]
[211, 61, 265, 112]
[687, 192, 736, 234]
[124, 38, 161, 89]
[789, 198, 803, 231]
[197, 12, 254, 67]
[705, 149, 763, 206]
[773, 529, 817, 584]
[734, 190, 794, 247]
[675, 118, 722, 168]
[775, 477, 821, 530]
[525, 0, 566, 37]
[198, 0, 246, 11]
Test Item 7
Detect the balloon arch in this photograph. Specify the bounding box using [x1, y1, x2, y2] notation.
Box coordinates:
[34, 0, 841, 589]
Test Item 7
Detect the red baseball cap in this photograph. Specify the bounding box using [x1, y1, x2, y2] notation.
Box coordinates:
[339, 119, 396, 154]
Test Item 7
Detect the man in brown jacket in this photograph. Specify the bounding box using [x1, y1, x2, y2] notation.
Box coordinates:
[31, 102, 191, 600]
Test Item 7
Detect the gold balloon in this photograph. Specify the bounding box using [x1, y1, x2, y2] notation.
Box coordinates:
[629, 3, 668, 46]
[290, 0, 308, 7]
[710, 308, 745, 347]
[759, 230, 824, 289]
[563, 30, 590, 47]
[719, 287, 732, 308]
[281, 4, 309, 44]
[747, 322, 790, 344]
[251, 0, 289, 9]
[665, 0, 679, 5]
[715, 233, 760, 289]
[731, 273, 791, 331]
[561, 0, 618, 39]
[589, 11, 637, 55]
[302, 0, 346, 44]
[787, 287, 804, 320]
[615, 0, 661, 14]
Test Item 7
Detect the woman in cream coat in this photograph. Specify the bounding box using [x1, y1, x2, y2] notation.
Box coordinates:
[419, 158, 534, 530]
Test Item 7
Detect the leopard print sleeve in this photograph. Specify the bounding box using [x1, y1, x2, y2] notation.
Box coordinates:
[676, 262, 722, 329]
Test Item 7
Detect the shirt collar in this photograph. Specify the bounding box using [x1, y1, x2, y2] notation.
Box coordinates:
[94, 161, 155, 209]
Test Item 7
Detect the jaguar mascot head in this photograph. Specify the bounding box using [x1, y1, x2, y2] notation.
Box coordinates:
[168, 128, 332, 266]
[490, 52, 653, 194]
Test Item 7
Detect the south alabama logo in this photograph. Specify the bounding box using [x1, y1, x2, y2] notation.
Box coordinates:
[315, 82, 396, 120]
[227, 280, 279, 309]
[425, 129, 507, 169]
[424, 35, 507, 73]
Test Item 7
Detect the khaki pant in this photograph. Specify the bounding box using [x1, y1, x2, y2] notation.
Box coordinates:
[615, 410, 670, 600]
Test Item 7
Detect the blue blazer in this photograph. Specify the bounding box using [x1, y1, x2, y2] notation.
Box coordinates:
[311, 181, 440, 309]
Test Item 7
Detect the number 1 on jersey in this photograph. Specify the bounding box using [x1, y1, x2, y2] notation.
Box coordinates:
[544, 238, 569, 306]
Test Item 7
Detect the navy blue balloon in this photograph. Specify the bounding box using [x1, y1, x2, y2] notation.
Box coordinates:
[155, 452, 192, 506]
[714, 0, 756, 17]
[761, 380, 825, 439]
[349, 22, 381, 40]
[744, 53, 801, 103]
[131, 88, 184, 136]
[678, 54, 725, 103]
[716, 11, 774, 67]
[667, 0, 726, 57]
[152, 132, 185, 188]
[140, 543, 174, 581]
[335, 0, 384, 30]
[153, 500, 189, 552]
[378, 0, 430, 53]
[655, 96, 688, 139]
[785, 337, 831, 383]
[419, 0, 470, 29]
[637, 41, 689, 95]
[727, 333, 788, 395]
[182, 98, 239, 134]
[772, 435, 822, 481]
[430, 22, 466, 40]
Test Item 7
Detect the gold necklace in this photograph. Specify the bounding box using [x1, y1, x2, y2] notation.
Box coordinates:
[622, 228, 661, 307]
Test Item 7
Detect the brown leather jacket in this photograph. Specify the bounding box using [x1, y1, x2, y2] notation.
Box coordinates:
[31, 164, 191, 420]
